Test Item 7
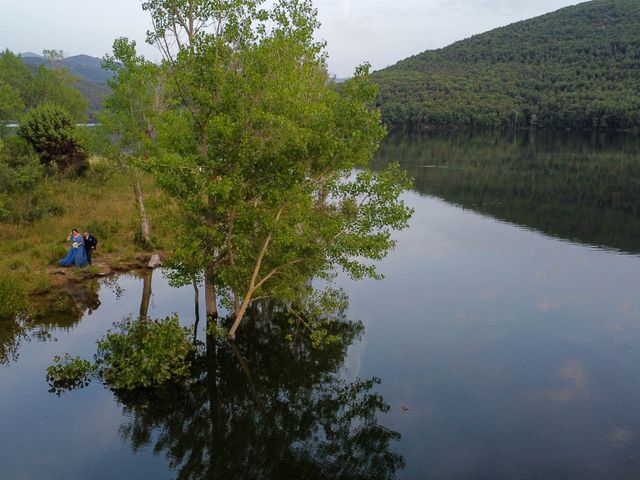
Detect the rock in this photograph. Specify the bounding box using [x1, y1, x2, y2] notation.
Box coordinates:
[147, 254, 162, 269]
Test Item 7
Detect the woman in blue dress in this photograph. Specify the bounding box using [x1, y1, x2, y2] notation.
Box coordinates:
[59, 228, 89, 267]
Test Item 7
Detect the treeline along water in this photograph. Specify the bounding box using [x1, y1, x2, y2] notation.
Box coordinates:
[373, 130, 640, 254]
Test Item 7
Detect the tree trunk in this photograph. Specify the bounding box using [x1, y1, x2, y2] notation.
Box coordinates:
[228, 290, 252, 340]
[193, 277, 200, 345]
[205, 265, 218, 321]
[199, 130, 219, 325]
[133, 179, 151, 246]
[233, 291, 240, 315]
[139, 269, 153, 319]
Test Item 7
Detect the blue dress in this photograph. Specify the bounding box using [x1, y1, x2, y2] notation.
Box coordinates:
[58, 234, 89, 267]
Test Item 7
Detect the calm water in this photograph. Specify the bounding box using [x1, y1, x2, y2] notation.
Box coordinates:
[2, 131, 640, 479]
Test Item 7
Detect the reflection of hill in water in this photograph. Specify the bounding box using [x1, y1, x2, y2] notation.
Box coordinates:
[374, 130, 640, 254]
[118, 303, 405, 479]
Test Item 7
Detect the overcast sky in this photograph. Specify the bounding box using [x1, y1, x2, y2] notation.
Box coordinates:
[2, 0, 588, 77]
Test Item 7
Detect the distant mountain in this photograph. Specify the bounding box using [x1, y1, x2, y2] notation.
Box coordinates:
[20, 53, 112, 119]
[371, 0, 640, 130]
[21, 53, 113, 84]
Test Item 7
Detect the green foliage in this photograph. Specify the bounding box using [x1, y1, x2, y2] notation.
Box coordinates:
[0, 49, 89, 124]
[100, 37, 165, 160]
[30, 66, 89, 123]
[0, 50, 30, 124]
[373, 0, 640, 130]
[0, 83, 23, 122]
[18, 104, 88, 175]
[0, 273, 29, 320]
[45, 315, 195, 394]
[95, 315, 195, 390]
[139, 0, 413, 337]
[0, 138, 66, 222]
[0, 137, 43, 193]
[46, 354, 94, 395]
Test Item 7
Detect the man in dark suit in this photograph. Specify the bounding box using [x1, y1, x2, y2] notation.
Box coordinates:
[83, 231, 98, 265]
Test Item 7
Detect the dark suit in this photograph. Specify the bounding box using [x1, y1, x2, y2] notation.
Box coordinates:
[84, 233, 98, 265]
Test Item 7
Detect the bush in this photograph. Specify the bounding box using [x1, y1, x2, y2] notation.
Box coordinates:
[0, 274, 29, 320]
[46, 315, 195, 394]
[95, 315, 194, 390]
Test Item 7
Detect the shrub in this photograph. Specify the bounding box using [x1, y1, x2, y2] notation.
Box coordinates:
[95, 315, 194, 390]
[0, 274, 29, 320]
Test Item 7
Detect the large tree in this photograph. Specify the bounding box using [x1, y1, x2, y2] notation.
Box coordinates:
[142, 0, 412, 339]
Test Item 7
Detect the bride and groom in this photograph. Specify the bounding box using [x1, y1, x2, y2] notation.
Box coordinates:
[58, 229, 98, 267]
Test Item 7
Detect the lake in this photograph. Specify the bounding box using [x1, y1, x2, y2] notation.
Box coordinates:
[2, 130, 640, 479]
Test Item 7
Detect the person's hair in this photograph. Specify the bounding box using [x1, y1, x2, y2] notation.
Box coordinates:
[72, 228, 79, 234]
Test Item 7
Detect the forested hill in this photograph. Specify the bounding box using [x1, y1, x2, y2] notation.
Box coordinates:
[372, 0, 640, 130]
[20, 54, 111, 118]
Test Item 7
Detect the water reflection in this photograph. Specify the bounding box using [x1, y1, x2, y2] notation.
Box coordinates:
[0, 280, 101, 365]
[0, 318, 27, 365]
[116, 305, 405, 479]
[373, 130, 640, 254]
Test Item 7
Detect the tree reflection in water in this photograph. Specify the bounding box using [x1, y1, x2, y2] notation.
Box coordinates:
[0, 280, 101, 365]
[117, 303, 405, 479]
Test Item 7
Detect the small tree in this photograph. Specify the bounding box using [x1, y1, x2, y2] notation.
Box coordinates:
[18, 104, 87, 175]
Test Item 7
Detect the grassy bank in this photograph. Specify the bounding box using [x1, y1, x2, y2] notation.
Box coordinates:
[0, 158, 174, 297]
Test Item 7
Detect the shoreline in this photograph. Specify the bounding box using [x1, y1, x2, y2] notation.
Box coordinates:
[45, 251, 165, 288]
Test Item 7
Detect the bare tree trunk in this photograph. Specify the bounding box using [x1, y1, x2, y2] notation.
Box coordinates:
[139, 269, 153, 319]
[227, 208, 285, 340]
[233, 291, 240, 315]
[200, 130, 219, 324]
[228, 290, 252, 340]
[227, 232, 273, 339]
[133, 179, 151, 246]
[193, 277, 200, 345]
[205, 265, 218, 322]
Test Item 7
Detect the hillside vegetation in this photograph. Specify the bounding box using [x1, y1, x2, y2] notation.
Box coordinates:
[372, 0, 640, 130]
[21, 53, 111, 119]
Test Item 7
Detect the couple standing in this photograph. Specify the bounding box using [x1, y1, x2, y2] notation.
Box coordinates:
[58, 229, 98, 267]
